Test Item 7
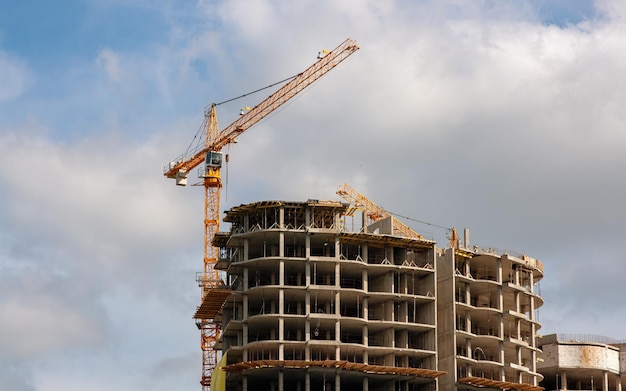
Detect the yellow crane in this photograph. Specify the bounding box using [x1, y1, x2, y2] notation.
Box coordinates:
[336, 183, 424, 239]
[164, 38, 359, 390]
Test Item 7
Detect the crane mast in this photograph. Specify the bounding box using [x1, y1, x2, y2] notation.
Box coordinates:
[164, 38, 359, 390]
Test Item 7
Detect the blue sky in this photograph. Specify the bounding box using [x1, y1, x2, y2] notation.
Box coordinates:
[0, 0, 209, 140]
[1, 0, 625, 390]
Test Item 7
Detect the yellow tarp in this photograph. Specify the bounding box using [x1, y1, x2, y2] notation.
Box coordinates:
[210, 353, 228, 391]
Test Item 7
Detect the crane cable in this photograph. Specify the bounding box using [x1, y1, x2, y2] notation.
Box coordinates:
[386, 210, 452, 233]
[214, 73, 300, 107]
[182, 73, 301, 162]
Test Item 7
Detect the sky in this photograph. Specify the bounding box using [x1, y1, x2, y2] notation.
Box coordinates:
[1, 0, 625, 389]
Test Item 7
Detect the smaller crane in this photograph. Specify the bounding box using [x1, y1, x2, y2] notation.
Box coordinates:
[337, 183, 424, 239]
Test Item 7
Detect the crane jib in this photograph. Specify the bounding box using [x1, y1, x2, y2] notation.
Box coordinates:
[164, 38, 359, 183]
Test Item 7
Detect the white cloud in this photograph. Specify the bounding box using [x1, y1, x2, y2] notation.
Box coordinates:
[0, 131, 197, 263]
[96, 48, 125, 83]
[0, 288, 103, 358]
[0, 51, 29, 102]
[0, 126, 202, 388]
[216, 0, 276, 39]
[0, 359, 35, 391]
[596, 0, 626, 21]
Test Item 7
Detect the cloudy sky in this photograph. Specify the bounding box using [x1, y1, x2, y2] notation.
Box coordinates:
[1, 0, 625, 389]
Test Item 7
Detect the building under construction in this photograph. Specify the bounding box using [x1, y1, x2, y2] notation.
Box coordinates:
[437, 236, 545, 390]
[538, 333, 626, 390]
[203, 199, 442, 391]
[197, 194, 547, 391]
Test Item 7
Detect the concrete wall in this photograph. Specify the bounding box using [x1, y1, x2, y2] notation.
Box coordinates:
[365, 216, 393, 235]
[436, 249, 457, 390]
[619, 343, 626, 374]
[540, 339, 620, 372]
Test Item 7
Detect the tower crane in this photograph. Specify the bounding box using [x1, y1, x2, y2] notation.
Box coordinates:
[337, 183, 424, 239]
[164, 38, 359, 390]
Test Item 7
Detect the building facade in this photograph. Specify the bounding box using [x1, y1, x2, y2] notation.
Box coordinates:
[538, 334, 625, 391]
[436, 237, 545, 390]
[210, 200, 443, 391]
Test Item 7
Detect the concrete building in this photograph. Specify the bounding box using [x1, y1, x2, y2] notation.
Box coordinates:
[204, 199, 546, 391]
[208, 200, 444, 391]
[538, 334, 626, 391]
[436, 236, 545, 390]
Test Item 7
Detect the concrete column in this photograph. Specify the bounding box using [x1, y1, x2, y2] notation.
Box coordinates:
[362, 322, 368, 363]
[305, 269, 311, 361]
[305, 207, 310, 228]
[603, 371, 609, 391]
[243, 267, 249, 292]
[279, 260, 285, 305]
[243, 274, 250, 318]
[335, 372, 340, 391]
[361, 210, 366, 233]
[279, 322, 284, 360]
[305, 232, 311, 258]
[306, 261, 311, 286]
[616, 373, 622, 391]
[243, 267, 249, 354]
[530, 348, 537, 380]
[305, 372, 310, 391]
[363, 293, 369, 363]
[279, 370, 284, 391]
[467, 339, 473, 376]
[363, 377, 369, 391]
[277, 259, 285, 320]
[529, 271, 536, 323]
[561, 371, 568, 390]
[243, 375, 248, 391]
[279, 259, 285, 355]
[498, 340, 505, 379]
[335, 318, 341, 359]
